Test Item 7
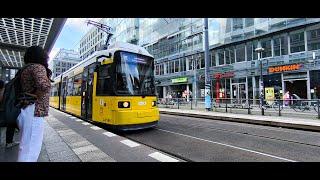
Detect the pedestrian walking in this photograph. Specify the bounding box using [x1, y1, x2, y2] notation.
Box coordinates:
[16, 46, 53, 162]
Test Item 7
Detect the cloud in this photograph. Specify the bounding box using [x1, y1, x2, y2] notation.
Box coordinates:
[65, 18, 102, 33]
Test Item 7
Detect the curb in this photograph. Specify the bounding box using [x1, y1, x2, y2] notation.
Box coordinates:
[160, 111, 320, 132]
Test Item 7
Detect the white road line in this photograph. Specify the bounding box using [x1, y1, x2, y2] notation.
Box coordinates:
[156, 128, 297, 162]
[75, 119, 82, 122]
[91, 126, 102, 130]
[66, 115, 71, 117]
[70, 117, 76, 119]
[103, 132, 117, 137]
[148, 152, 179, 162]
[82, 122, 90, 125]
[120, 140, 140, 148]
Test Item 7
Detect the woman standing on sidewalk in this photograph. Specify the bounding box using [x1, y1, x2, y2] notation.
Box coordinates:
[16, 46, 52, 162]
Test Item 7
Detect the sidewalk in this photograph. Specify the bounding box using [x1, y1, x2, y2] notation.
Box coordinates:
[0, 108, 182, 162]
[159, 107, 320, 132]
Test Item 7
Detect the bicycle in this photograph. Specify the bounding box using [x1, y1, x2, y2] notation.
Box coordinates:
[259, 100, 283, 111]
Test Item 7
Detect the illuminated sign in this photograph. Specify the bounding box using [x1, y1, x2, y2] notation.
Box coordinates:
[172, 77, 188, 83]
[215, 73, 235, 79]
[269, 64, 302, 73]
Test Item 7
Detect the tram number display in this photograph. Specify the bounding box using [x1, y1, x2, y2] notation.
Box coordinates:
[138, 101, 146, 105]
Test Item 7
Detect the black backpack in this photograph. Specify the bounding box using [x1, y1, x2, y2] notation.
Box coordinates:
[0, 63, 35, 127]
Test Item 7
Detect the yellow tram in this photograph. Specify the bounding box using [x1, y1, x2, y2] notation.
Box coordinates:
[49, 41, 159, 130]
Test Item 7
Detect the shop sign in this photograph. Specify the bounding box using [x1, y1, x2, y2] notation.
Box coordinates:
[172, 77, 188, 83]
[214, 73, 235, 79]
[269, 64, 302, 73]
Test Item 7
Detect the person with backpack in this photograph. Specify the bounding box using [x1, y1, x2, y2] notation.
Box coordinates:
[0, 80, 20, 148]
[15, 46, 53, 162]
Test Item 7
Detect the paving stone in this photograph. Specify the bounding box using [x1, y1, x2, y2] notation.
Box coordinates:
[73, 144, 99, 155]
[77, 150, 116, 162]
[69, 140, 92, 149]
[48, 149, 75, 161]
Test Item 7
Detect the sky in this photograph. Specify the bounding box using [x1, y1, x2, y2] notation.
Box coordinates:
[49, 18, 101, 60]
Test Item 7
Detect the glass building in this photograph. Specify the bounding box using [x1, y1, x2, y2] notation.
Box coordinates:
[48, 48, 81, 79]
[79, 18, 320, 102]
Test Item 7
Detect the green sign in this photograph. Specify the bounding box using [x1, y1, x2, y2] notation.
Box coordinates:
[172, 77, 188, 83]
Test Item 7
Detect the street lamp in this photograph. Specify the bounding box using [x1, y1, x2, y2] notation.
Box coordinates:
[255, 42, 265, 115]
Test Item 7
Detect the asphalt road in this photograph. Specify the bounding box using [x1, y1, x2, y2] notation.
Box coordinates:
[119, 114, 320, 162]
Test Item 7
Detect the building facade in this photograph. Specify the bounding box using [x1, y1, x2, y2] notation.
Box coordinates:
[78, 18, 320, 101]
[48, 48, 81, 79]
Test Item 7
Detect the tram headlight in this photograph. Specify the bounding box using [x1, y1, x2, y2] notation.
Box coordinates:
[152, 101, 156, 107]
[118, 101, 130, 108]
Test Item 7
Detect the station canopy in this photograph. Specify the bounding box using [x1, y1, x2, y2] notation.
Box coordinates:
[0, 18, 66, 68]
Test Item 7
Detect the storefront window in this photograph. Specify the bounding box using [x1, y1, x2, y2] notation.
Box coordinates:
[263, 73, 282, 98]
[310, 70, 320, 99]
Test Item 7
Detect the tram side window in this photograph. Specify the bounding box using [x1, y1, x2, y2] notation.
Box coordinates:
[96, 65, 112, 95]
[73, 74, 82, 96]
[66, 77, 74, 96]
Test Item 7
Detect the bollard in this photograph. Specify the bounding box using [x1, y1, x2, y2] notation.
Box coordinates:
[178, 98, 179, 109]
[278, 99, 281, 116]
[317, 99, 320, 119]
[248, 99, 251, 115]
[225, 99, 228, 113]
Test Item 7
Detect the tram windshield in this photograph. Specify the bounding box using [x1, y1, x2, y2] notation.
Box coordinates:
[115, 51, 155, 96]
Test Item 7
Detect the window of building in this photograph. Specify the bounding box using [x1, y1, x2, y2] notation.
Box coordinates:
[210, 50, 216, 67]
[233, 18, 243, 31]
[180, 57, 186, 72]
[261, 38, 272, 58]
[217, 49, 224, 65]
[290, 31, 305, 53]
[170, 61, 174, 74]
[273, 34, 288, 56]
[307, 28, 320, 51]
[236, 43, 245, 62]
[155, 64, 160, 75]
[225, 19, 232, 33]
[225, 48, 230, 64]
[246, 41, 258, 61]
[160, 64, 164, 75]
[245, 18, 254, 27]
[174, 59, 180, 73]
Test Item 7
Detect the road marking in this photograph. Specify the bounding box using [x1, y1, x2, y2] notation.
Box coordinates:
[148, 152, 179, 162]
[91, 126, 102, 130]
[82, 122, 90, 125]
[120, 140, 140, 148]
[103, 132, 117, 137]
[156, 128, 297, 162]
[66, 114, 71, 117]
[70, 117, 76, 119]
[75, 119, 82, 122]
